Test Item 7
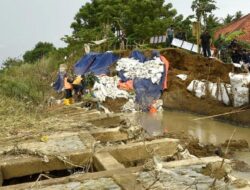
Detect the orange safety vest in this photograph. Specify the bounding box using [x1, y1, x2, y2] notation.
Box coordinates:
[64, 77, 73, 89]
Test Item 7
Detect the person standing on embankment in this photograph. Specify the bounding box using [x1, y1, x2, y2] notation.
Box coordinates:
[166, 25, 174, 47]
[200, 30, 212, 57]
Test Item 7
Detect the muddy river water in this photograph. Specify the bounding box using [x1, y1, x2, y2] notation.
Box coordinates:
[137, 110, 250, 145]
[135, 110, 250, 165]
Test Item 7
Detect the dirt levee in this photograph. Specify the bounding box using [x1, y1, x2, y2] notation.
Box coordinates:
[160, 48, 250, 126]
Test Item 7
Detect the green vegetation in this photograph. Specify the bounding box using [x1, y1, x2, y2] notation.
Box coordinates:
[64, 0, 194, 49]
[23, 42, 56, 63]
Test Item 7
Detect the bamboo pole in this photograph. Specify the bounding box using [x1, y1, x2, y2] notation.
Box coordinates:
[193, 108, 249, 121]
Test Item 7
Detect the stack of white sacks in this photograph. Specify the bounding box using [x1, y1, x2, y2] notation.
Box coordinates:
[92, 76, 130, 102]
[187, 73, 250, 107]
[229, 73, 250, 107]
[92, 57, 165, 111]
[116, 58, 164, 84]
[187, 80, 231, 105]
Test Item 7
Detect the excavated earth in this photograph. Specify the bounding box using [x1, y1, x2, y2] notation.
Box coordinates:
[160, 48, 250, 126]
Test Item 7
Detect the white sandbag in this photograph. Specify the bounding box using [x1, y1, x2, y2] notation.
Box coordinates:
[93, 76, 129, 102]
[116, 58, 164, 84]
[187, 80, 206, 98]
[187, 80, 231, 105]
[229, 72, 250, 107]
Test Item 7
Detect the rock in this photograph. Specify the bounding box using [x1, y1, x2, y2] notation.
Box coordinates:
[201, 161, 232, 180]
[232, 179, 249, 188]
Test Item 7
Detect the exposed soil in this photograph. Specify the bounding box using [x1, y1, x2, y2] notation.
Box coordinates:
[221, 139, 249, 151]
[103, 97, 128, 112]
[232, 160, 250, 172]
[160, 48, 250, 126]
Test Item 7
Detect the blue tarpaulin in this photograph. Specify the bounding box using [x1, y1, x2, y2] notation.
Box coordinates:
[53, 72, 65, 92]
[89, 52, 119, 75]
[130, 50, 147, 63]
[74, 52, 119, 76]
[133, 78, 162, 111]
[74, 53, 99, 76]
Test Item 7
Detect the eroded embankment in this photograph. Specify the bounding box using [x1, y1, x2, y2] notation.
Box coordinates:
[160, 48, 250, 126]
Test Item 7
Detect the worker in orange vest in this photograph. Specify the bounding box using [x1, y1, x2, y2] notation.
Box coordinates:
[64, 74, 73, 105]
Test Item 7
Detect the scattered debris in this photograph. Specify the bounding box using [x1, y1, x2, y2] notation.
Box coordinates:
[176, 74, 188, 81]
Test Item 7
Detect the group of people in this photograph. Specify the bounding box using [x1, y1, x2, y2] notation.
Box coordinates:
[166, 26, 212, 58]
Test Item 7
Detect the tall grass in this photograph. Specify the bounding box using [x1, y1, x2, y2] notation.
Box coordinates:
[0, 56, 63, 104]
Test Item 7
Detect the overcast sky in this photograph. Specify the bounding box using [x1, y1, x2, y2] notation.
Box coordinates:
[0, 0, 249, 65]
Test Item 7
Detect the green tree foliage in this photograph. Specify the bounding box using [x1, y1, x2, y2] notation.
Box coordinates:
[2, 58, 24, 69]
[191, 0, 217, 27]
[206, 14, 222, 32]
[234, 11, 243, 21]
[66, 0, 192, 48]
[23, 42, 56, 63]
[223, 14, 234, 25]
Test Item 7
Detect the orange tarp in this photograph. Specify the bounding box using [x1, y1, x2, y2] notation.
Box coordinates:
[160, 55, 169, 90]
[118, 80, 133, 91]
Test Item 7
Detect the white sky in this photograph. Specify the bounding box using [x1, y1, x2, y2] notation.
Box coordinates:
[0, 0, 249, 65]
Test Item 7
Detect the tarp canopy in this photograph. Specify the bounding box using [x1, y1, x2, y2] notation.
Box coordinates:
[130, 50, 147, 63]
[89, 52, 119, 75]
[74, 53, 98, 75]
[53, 72, 65, 92]
[74, 52, 119, 76]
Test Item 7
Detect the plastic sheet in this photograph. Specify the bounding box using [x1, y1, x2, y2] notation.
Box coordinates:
[229, 72, 250, 107]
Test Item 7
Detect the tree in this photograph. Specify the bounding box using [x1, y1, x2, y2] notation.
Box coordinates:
[191, 0, 217, 50]
[23, 42, 56, 63]
[234, 11, 243, 21]
[2, 58, 23, 69]
[223, 14, 234, 24]
[206, 14, 222, 32]
[191, 0, 217, 27]
[67, 0, 188, 49]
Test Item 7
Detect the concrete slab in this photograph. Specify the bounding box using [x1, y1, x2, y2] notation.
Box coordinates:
[0, 156, 236, 190]
[93, 152, 125, 171]
[30, 178, 122, 190]
[0, 132, 96, 179]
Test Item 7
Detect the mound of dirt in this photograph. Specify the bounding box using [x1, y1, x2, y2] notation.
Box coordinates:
[221, 139, 249, 150]
[186, 139, 223, 157]
[103, 97, 128, 112]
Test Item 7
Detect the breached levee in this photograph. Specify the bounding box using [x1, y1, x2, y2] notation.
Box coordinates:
[160, 48, 250, 126]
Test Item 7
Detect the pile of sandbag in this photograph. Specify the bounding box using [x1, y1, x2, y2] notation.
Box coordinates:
[187, 80, 231, 105]
[92, 76, 130, 102]
[229, 73, 250, 107]
[116, 58, 164, 84]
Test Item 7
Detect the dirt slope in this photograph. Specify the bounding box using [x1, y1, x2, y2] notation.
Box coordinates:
[160, 48, 250, 126]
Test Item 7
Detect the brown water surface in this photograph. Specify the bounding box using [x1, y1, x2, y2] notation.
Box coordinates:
[137, 111, 250, 145]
